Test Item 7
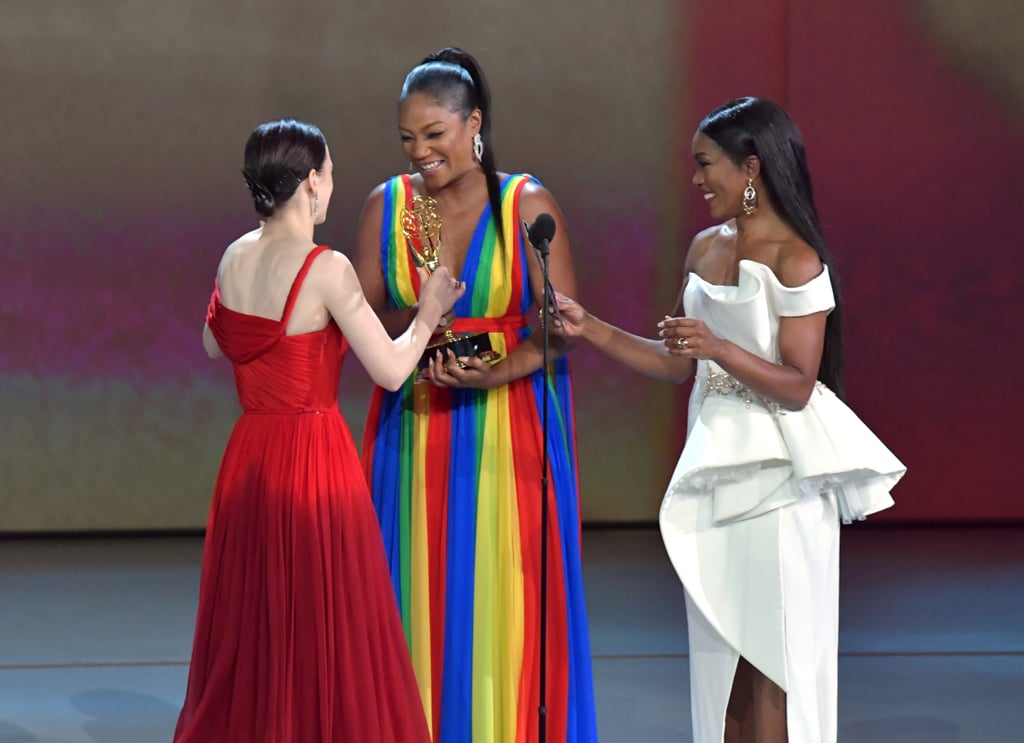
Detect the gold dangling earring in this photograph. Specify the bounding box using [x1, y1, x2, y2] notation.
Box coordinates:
[742, 178, 758, 215]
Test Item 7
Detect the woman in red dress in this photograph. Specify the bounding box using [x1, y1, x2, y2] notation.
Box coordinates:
[174, 119, 464, 743]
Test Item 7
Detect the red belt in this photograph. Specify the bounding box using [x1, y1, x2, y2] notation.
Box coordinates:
[448, 314, 528, 334]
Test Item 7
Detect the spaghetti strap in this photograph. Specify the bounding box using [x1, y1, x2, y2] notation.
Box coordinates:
[280, 245, 330, 327]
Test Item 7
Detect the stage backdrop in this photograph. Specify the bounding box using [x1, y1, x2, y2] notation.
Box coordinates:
[1, 0, 1021, 531]
[0, 0, 682, 531]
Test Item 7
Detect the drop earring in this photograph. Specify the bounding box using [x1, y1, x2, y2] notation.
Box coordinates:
[742, 179, 758, 215]
[473, 133, 484, 162]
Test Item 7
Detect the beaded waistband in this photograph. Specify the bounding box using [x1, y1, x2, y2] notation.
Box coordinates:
[700, 370, 827, 416]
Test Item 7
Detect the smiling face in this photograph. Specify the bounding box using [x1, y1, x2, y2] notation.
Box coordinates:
[691, 132, 752, 221]
[398, 92, 481, 187]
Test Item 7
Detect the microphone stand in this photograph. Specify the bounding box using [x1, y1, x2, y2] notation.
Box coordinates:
[525, 214, 557, 743]
[536, 236, 551, 743]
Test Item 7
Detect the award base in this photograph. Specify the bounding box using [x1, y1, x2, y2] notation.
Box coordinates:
[416, 331, 501, 377]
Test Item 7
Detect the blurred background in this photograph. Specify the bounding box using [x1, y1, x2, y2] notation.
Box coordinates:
[2, 0, 1022, 532]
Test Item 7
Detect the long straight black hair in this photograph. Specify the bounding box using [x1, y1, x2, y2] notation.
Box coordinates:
[400, 47, 504, 241]
[699, 97, 844, 396]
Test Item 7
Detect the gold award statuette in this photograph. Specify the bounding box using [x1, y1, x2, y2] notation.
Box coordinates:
[400, 195, 500, 376]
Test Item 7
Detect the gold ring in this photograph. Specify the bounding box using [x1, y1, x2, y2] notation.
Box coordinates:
[676, 337, 688, 349]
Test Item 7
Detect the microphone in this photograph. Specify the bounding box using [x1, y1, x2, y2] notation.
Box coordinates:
[523, 213, 560, 322]
[525, 213, 556, 256]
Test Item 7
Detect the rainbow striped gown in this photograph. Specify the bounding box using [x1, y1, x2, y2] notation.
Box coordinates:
[362, 174, 597, 743]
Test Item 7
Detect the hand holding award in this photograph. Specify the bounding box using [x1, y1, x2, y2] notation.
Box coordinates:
[401, 194, 499, 378]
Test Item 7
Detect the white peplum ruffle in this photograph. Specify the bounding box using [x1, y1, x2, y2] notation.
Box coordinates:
[666, 378, 904, 524]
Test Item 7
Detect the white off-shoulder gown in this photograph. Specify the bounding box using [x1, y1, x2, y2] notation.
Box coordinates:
[660, 260, 905, 743]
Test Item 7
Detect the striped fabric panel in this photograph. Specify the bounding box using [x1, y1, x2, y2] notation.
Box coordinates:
[363, 173, 596, 743]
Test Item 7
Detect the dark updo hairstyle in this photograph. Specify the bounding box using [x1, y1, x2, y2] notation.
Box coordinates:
[698, 97, 844, 396]
[241, 119, 327, 219]
[400, 47, 504, 240]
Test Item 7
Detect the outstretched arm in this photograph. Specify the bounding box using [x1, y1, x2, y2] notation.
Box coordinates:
[310, 250, 463, 391]
[550, 230, 711, 385]
[555, 293, 696, 384]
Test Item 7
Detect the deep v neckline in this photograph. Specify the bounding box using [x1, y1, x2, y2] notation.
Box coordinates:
[404, 175, 492, 283]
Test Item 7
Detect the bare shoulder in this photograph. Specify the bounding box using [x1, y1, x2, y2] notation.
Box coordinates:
[310, 247, 353, 277]
[693, 223, 729, 249]
[359, 181, 388, 215]
[216, 228, 261, 278]
[516, 177, 560, 213]
[224, 228, 261, 255]
[303, 247, 356, 295]
[776, 241, 824, 287]
[515, 177, 569, 244]
[686, 223, 730, 269]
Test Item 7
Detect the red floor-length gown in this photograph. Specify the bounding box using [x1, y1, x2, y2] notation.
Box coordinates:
[175, 246, 429, 743]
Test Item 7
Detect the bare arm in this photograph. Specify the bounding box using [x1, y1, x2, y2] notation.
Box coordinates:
[556, 295, 696, 384]
[352, 185, 420, 338]
[716, 311, 826, 409]
[310, 250, 462, 391]
[202, 324, 222, 359]
[551, 231, 710, 385]
[660, 249, 827, 410]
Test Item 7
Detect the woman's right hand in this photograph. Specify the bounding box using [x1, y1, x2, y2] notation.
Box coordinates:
[553, 292, 587, 338]
[417, 267, 465, 325]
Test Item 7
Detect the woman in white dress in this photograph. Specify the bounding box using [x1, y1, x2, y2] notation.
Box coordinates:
[555, 98, 905, 742]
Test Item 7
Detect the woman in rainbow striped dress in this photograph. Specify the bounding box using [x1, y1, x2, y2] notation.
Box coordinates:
[353, 47, 598, 743]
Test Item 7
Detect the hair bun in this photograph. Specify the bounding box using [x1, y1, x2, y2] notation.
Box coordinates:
[241, 119, 327, 219]
[242, 170, 275, 218]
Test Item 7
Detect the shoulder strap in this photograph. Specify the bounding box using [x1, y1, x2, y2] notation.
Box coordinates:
[500, 173, 539, 314]
[400, 173, 422, 291]
[281, 245, 330, 326]
[772, 265, 836, 317]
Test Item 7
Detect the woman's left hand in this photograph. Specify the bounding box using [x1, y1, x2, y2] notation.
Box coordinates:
[657, 316, 724, 359]
[424, 351, 503, 389]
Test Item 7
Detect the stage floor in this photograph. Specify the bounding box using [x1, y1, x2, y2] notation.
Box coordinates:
[1, 526, 1021, 742]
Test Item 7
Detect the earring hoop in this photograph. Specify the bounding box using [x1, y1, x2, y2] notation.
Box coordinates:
[742, 179, 758, 215]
